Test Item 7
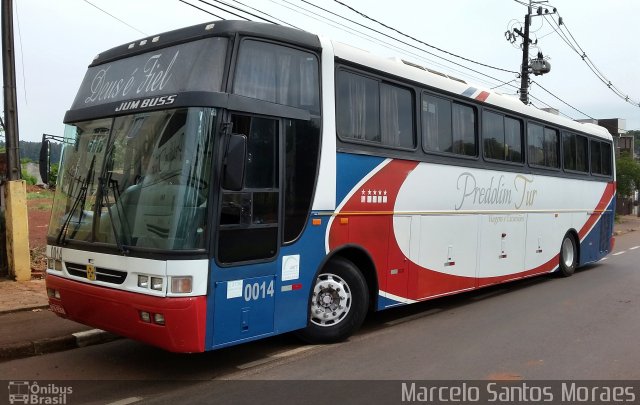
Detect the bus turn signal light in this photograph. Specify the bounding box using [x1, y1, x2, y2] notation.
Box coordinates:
[171, 276, 193, 294]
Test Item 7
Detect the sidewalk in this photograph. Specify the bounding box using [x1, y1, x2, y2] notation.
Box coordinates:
[0, 277, 119, 362]
[613, 214, 640, 236]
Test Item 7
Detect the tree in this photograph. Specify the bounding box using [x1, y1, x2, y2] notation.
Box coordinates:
[616, 152, 640, 198]
[629, 130, 640, 158]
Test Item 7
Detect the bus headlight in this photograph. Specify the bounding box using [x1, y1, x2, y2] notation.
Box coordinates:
[137, 275, 149, 288]
[151, 277, 163, 291]
[47, 258, 63, 271]
[171, 276, 193, 294]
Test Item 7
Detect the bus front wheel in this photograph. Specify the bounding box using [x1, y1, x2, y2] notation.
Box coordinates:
[296, 257, 369, 343]
[558, 233, 577, 277]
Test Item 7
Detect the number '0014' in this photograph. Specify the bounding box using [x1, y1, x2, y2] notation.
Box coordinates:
[244, 280, 274, 301]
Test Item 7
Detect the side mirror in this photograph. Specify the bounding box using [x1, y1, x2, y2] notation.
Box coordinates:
[222, 133, 247, 191]
[39, 138, 50, 185]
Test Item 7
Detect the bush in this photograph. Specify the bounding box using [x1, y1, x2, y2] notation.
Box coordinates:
[49, 163, 59, 185]
[616, 152, 640, 198]
[21, 169, 37, 185]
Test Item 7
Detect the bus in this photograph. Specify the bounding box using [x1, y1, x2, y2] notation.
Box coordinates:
[44, 20, 615, 353]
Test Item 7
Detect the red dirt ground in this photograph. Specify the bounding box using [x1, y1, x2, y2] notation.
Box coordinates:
[26, 185, 53, 276]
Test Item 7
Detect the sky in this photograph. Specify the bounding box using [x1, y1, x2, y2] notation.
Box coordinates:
[2, 0, 639, 142]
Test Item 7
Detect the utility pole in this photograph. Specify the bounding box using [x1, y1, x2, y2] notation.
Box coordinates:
[509, 0, 554, 106]
[2, 0, 20, 180]
[518, 3, 532, 105]
[2, 0, 31, 281]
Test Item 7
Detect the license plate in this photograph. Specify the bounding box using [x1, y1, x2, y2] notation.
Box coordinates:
[86, 264, 96, 281]
[50, 303, 66, 315]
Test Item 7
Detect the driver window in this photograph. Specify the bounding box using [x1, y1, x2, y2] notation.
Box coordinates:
[218, 114, 280, 263]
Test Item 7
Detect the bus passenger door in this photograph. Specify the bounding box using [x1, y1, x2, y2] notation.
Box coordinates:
[213, 114, 280, 346]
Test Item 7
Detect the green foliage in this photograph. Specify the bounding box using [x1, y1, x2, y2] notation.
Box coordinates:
[629, 130, 640, 157]
[0, 140, 62, 163]
[20, 157, 32, 164]
[50, 163, 59, 185]
[615, 152, 640, 198]
[21, 169, 37, 185]
[27, 189, 54, 200]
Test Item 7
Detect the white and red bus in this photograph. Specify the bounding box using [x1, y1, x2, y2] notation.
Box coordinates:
[44, 20, 615, 352]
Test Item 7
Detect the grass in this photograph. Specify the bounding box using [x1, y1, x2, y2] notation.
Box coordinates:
[27, 190, 55, 200]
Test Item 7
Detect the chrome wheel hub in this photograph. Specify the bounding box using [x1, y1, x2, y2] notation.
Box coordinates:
[562, 237, 574, 268]
[310, 273, 352, 327]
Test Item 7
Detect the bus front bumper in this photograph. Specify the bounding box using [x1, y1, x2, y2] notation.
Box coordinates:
[46, 274, 207, 353]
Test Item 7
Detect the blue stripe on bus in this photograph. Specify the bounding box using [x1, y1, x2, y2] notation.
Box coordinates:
[461, 87, 477, 97]
[336, 153, 386, 205]
[578, 195, 616, 266]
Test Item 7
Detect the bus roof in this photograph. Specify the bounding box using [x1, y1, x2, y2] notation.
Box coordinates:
[89, 20, 320, 67]
[331, 40, 612, 142]
[83, 20, 612, 142]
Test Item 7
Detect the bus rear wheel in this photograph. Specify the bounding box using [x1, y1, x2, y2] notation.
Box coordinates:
[558, 233, 577, 277]
[296, 257, 369, 343]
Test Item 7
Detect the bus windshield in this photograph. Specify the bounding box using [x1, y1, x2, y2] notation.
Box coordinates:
[48, 107, 217, 251]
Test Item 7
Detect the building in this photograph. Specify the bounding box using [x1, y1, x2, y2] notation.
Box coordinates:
[578, 118, 634, 158]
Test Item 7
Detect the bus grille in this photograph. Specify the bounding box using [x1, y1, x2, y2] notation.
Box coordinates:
[65, 262, 127, 285]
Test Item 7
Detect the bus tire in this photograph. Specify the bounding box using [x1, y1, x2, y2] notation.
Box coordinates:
[558, 233, 577, 277]
[296, 257, 369, 343]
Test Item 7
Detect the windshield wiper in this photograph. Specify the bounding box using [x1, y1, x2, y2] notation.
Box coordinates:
[56, 155, 96, 245]
[96, 172, 130, 255]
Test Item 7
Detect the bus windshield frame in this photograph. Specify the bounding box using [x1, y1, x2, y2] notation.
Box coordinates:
[48, 107, 218, 253]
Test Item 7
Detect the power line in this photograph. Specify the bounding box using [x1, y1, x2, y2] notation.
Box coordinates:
[14, 0, 27, 105]
[266, 0, 505, 89]
[491, 78, 518, 90]
[285, 0, 517, 88]
[192, 0, 250, 21]
[544, 11, 640, 108]
[331, 0, 519, 75]
[205, 0, 280, 25]
[184, 0, 597, 122]
[531, 81, 595, 119]
[178, 0, 225, 19]
[83, 0, 147, 36]
[228, 0, 301, 29]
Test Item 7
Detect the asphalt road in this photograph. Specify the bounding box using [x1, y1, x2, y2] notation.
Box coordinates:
[1, 230, 639, 404]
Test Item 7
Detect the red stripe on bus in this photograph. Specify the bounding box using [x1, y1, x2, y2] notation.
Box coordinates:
[476, 91, 490, 102]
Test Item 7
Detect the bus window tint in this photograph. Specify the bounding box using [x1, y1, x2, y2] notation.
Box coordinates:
[380, 83, 415, 148]
[452, 103, 476, 156]
[576, 135, 589, 172]
[504, 117, 523, 162]
[422, 93, 476, 156]
[218, 115, 280, 263]
[563, 132, 589, 172]
[422, 94, 452, 153]
[337, 71, 415, 149]
[284, 118, 321, 243]
[544, 128, 559, 168]
[528, 123, 559, 168]
[233, 40, 320, 114]
[337, 71, 380, 142]
[591, 140, 601, 174]
[482, 110, 504, 160]
[591, 140, 612, 176]
[483, 111, 523, 162]
[601, 142, 612, 175]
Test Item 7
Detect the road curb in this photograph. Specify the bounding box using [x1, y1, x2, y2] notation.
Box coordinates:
[0, 304, 50, 316]
[0, 329, 120, 362]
